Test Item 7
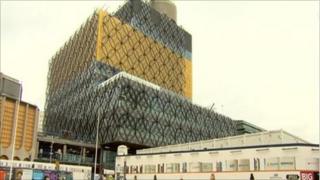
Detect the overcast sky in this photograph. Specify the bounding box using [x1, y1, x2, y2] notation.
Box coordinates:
[1, 1, 319, 144]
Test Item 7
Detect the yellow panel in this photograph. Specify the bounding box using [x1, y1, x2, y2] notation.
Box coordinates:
[48, 8, 193, 100]
[1, 99, 15, 148]
[23, 107, 36, 151]
[184, 59, 192, 99]
[15, 104, 26, 150]
[97, 11, 192, 98]
[96, 9, 106, 60]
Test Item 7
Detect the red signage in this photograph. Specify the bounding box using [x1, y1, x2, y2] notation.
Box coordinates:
[300, 171, 314, 180]
[0, 170, 6, 180]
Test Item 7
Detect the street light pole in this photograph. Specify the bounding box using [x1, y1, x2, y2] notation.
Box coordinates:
[94, 108, 101, 179]
[93, 77, 117, 179]
[9, 87, 21, 180]
[49, 136, 54, 163]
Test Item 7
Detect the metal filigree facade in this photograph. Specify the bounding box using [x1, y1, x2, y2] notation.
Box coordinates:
[114, 0, 192, 60]
[45, 61, 237, 147]
[44, 0, 237, 150]
[96, 9, 192, 98]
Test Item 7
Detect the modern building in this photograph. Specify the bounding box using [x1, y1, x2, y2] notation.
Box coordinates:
[42, 0, 241, 171]
[37, 111, 44, 133]
[235, 120, 265, 134]
[115, 130, 319, 180]
[0, 73, 39, 161]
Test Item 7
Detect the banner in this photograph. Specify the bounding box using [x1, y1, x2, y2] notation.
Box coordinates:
[43, 170, 58, 180]
[0, 170, 6, 180]
[32, 170, 44, 180]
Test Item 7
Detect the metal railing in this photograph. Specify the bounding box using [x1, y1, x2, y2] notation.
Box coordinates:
[37, 152, 94, 164]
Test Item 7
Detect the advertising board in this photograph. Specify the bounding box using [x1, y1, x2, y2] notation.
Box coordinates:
[32, 170, 44, 180]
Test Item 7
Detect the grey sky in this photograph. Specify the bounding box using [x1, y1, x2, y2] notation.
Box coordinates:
[1, 1, 319, 143]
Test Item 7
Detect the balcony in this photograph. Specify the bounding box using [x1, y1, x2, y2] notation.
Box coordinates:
[37, 152, 94, 165]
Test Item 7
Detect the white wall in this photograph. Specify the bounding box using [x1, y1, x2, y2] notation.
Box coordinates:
[116, 145, 319, 179]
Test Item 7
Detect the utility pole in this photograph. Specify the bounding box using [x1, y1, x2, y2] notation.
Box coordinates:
[8, 86, 21, 180]
[49, 136, 54, 163]
[124, 160, 127, 180]
[94, 108, 101, 180]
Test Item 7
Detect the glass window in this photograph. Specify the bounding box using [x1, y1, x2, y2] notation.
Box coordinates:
[254, 158, 262, 171]
[173, 163, 180, 173]
[238, 159, 250, 171]
[226, 160, 238, 171]
[265, 157, 280, 170]
[189, 162, 201, 173]
[216, 161, 223, 172]
[161, 163, 164, 173]
[131, 166, 138, 174]
[144, 165, 156, 173]
[182, 162, 187, 173]
[201, 162, 213, 172]
[166, 163, 180, 173]
[280, 157, 295, 170]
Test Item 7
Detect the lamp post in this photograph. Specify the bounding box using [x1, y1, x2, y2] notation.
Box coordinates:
[49, 136, 54, 163]
[124, 160, 127, 180]
[93, 75, 120, 179]
[93, 108, 101, 180]
[9, 87, 22, 180]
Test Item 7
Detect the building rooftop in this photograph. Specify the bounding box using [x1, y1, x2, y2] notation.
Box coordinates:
[235, 120, 266, 134]
[0, 72, 22, 100]
[136, 129, 311, 154]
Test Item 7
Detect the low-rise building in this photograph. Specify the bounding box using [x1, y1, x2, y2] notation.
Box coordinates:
[115, 130, 319, 180]
[0, 159, 91, 179]
[0, 87, 39, 161]
[36, 133, 102, 168]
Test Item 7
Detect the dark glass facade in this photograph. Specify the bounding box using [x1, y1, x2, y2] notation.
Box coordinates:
[44, 61, 237, 147]
[235, 120, 265, 134]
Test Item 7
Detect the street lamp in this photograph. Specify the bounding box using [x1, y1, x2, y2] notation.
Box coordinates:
[49, 136, 54, 163]
[93, 80, 111, 180]
[93, 107, 102, 180]
[92, 73, 123, 179]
